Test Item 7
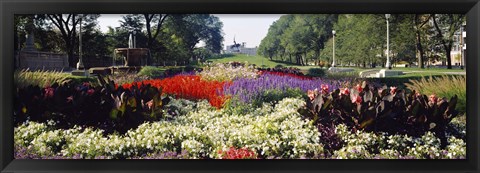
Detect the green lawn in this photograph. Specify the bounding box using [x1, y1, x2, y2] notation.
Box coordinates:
[207, 54, 465, 74]
[206, 54, 316, 69]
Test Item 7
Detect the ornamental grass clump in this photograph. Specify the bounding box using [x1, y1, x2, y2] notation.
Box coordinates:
[14, 69, 71, 88]
[405, 75, 466, 114]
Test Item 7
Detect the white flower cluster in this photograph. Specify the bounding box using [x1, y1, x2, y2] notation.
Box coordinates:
[199, 62, 258, 82]
[61, 127, 109, 159]
[30, 129, 64, 157]
[14, 122, 49, 147]
[332, 125, 466, 159]
[406, 132, 442, 159]
[445, 136, 466, 159]
[14, 97, 323, 159]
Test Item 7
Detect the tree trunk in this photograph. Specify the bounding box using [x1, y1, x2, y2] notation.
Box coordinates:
[445, 47, 452, 69]
[415, 27, 425, 68]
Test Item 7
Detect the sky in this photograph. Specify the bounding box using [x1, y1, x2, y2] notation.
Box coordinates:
[96, 14, 283, 49]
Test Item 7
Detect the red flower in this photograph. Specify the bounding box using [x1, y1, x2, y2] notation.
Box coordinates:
[321, 84, 329, 94]
[307, 90, 316, 101]
[390, 86, 398, 95]
[87, 89, 95, 96]
[341, 88, 350, 96]
[66, 96, 74, 103]
[146, 100, 154, 110]
[219, 147, 257, 159]
[352, 95, 362, 104]
[429, 94, 438, 103]
[44, 87, 55, 99]
[123, 75, 230, 109]
[356, 84, 363, 92]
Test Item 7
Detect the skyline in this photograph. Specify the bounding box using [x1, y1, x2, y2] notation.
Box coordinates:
[97, 14, 283, 49]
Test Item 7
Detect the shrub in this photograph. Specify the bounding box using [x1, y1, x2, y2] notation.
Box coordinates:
[301, 81, 461, 148]
[307, 68, 326, 78]
[15, 69, 71, 88]
[14, 76, 171, 134]
[405, 75, 466, 114]
[136, 66, 165, 79]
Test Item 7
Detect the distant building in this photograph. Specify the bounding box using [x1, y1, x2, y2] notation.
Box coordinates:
[225, 42, 258, 56]
[428, 20, 466, 67]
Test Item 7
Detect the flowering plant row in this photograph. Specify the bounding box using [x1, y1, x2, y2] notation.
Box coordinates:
[258, 70, 312, 80]
[15, 98, 323, 159]
[301, 81, 461, 149]
[14, 78, 172, 134]
[224, 73, 342, 106]
[199, 62, 258, 82]
[14, 106, 465, 159]
[121, 75, 230, 109]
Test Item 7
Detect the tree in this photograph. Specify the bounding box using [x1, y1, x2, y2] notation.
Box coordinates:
[390, 14, 416, 66]
[142, 14, 169, 50]
[46, 14, 100, 67]
[166, 14, 223, 64]
[431, 14, 466, 69]
[413, 14, 433, 69]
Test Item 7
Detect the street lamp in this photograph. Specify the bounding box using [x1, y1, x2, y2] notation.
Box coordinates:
[77, 14, 85, 70]
[385, 14, 391, 69]
[133, 30, 137, 48]
[332, 30, 336, 67]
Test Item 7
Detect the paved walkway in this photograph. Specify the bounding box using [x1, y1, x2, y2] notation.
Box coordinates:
[405, 71, 466, 75]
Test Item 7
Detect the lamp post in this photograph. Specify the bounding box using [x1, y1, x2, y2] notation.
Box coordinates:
[332, 30, 336, 67]
[133, 30, 137, 48]
[77, 14, 85, 70]
[385, 14, 391, 69]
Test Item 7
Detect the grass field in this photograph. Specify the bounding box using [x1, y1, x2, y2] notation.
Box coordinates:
[206, 54, 465, 77]
[206, 54, 316, 70]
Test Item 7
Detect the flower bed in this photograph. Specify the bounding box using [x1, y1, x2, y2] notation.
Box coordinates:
[121, 75, 230, 109]
[13, 62, 466, 159]
[224, 73, 342, 106]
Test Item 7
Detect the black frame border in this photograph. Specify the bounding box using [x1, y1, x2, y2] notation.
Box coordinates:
[1, 0, 479, 173]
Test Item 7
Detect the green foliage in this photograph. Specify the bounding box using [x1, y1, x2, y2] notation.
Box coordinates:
[14, 75, 171, 134]
[405, 75, 466, 114]
[301, 81, 460, 148]
[252, 88, 306, 108]
[136, 66, 165, 79]
[14, 69, 71, 88]
[306, 68, 326, 77]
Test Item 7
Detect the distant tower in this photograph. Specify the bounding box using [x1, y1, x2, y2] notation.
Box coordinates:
[231, 35, 240, 52]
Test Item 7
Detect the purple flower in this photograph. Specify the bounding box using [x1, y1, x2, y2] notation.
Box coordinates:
[224, 74, 342, 105]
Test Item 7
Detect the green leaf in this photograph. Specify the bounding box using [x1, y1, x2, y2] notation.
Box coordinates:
[110, 109, 118, 119]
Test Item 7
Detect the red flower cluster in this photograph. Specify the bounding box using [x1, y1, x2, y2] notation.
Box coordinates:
[121, 75, 231, 109]
[218, 147, 257, 159]
[258, 71, 313, 80]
